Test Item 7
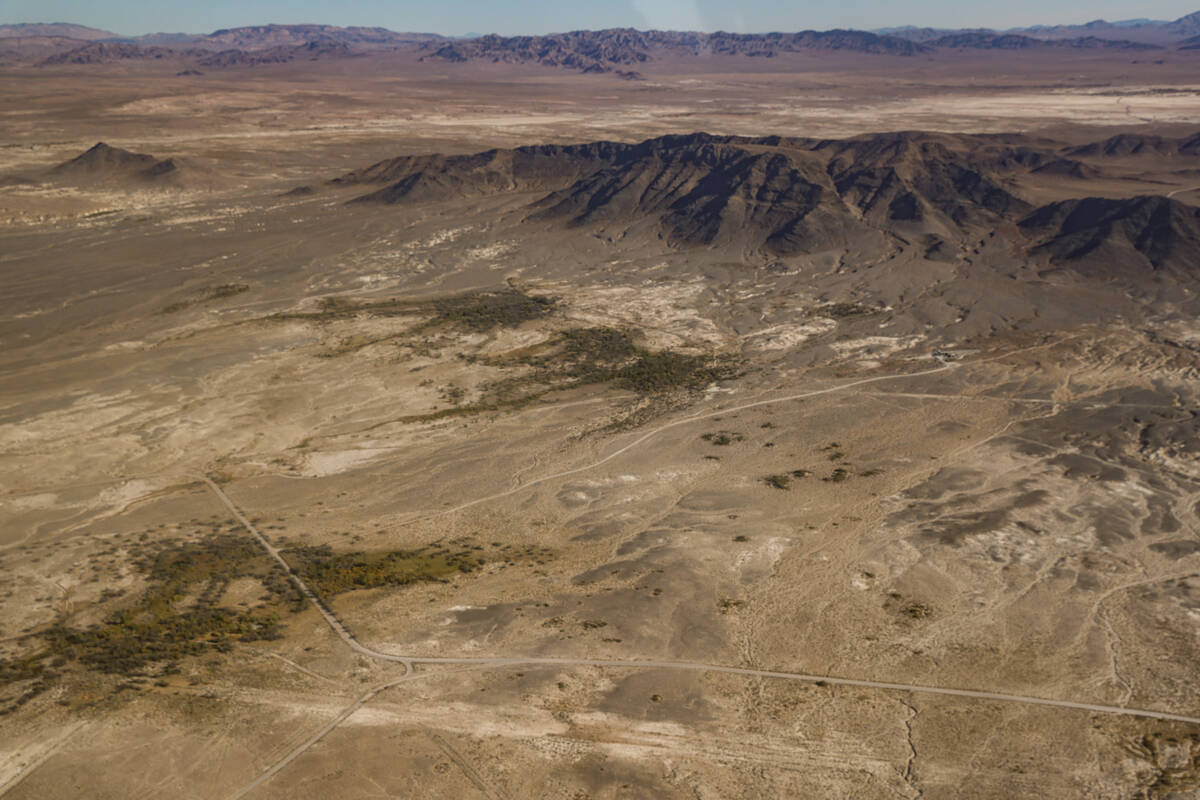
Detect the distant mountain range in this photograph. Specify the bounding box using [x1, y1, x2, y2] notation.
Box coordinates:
[879, 10, 1200, 45]
[3, 12, 1200, 73]
[0, 22, 118, 40]
[0, 22, 443, 51]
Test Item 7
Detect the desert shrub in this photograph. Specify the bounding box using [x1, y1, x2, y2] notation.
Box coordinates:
[283, 541, 553, 598]
[614, 350, 736, 394]
[423, 289, 556, 331]
[816, 302, 872, 318]
[701, 431, 744, 445]
[763, 474, 792, 490]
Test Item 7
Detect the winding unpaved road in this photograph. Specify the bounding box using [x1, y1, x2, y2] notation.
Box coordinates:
[411, 360, 957, 523]
[207, 350, 1200, 798]
[228, 670, 432, 800]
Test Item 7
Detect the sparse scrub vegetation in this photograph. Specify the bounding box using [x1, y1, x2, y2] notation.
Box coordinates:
[429, 289, 556, 331]
[0, 532, 295, 711]
[516, 326, 738, 395]
[813, 302, 872, 318]
[701, 430, 744, 445]
[763, 474, 792, 490]
[272, 288, 555, 330]
[823, 468, 851, 483]
[161, 283, 250, 314]
[400, 325, 740, 424]
[282, 539, 553, 598]
[718, 597, 744, 614]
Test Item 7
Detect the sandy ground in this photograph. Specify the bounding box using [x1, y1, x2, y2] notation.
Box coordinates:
[1, 49, 1199, 799]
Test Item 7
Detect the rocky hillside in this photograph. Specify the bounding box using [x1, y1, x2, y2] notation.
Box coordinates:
[49, 142, 184, 186]
[324, 130, 1200, 270]
[419, 28, 929, 75]
[1021, 196, 1200, 275]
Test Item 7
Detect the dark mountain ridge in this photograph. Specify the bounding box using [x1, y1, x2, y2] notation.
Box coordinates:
[418, 27, 929, 74]
[19, 16, 1200, 72]
[1020, 196, 1200, 275]
[929, 32, 1159, 50]
[40, 39, 357, 67]
[324, 130, 1200, 271]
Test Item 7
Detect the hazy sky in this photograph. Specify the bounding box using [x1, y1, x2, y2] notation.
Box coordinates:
[6, 0, 1200, 37]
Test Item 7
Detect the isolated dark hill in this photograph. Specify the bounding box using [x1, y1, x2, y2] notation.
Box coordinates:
[527, 135, 867, 254]
[1031, 158, 1099, 179]
[1020, 196, 1200, 275]
[49, 142, 184, 186]
[1066, 133, 1181, 157]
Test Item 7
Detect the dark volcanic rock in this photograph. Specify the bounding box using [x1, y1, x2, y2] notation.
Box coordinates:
[704, 29, 929, 57]
[41, 42, 187, 64]
[1021, 195, 1200, 274]
[528, 134, 866, 254]
[51, 142, 158, 175]
[197, 41, 353, 67]
[1066, 133, 1182, 157]
[1031, 158, 1099, 179]
[335, 131, 1060, 255]
[49, 142, 183, 185]
[338, 140, 633, 202]
[330, 129, 1200, 275]
[811, 131, 1031, 234]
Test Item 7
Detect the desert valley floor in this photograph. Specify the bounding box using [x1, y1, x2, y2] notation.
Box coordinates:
[1, 41, 1200, 799]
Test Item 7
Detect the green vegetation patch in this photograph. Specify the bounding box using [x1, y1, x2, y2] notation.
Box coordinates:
[284, 546, 470, 596]
[419, 289, 556, 332]
[814, 302, 873, 318]
[398, 326, 740, 425]
[823, 468, 851, 483]
[763, 474, 793, 490]
[0, 533, 297, 713]
[613, 350, 735, 394]
[511, 326, 737, 396]
[273, 288, 556, 332]
[282, 539, 554, 598]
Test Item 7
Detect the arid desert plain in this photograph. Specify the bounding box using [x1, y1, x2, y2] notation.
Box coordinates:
[2, 25, 1200, 799]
